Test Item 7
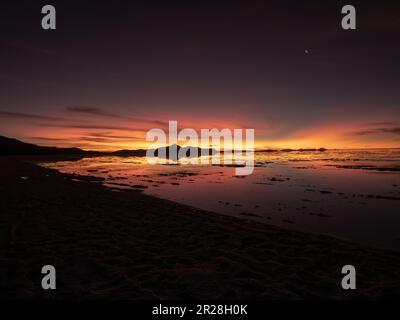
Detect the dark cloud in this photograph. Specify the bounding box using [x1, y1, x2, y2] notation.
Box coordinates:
[41, 123, 148, 132]
[0, 111, 67, 122]
[80, 137, 140, 143]
[364, 121, 400, 127]
[66, 106, 168, 127]
[32, 134, 142, 143]
[90, 133, 142, 140]
[66, 106, 120, 118]
[31, 137, 70, 141]
[350, 127, 400, 136]
[0, 108, 168, 134]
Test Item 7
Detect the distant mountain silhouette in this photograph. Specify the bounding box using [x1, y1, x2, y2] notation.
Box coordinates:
[111, 149, 148, 157]
[0, 136, 92, 156]
[154, 144, 217, 160]
[0, 136, 215, 158]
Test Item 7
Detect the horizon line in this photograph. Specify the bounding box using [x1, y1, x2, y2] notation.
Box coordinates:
[1, 135, 400, 153]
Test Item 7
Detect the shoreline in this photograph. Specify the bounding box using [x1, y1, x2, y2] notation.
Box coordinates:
[1, 157, 400, 299]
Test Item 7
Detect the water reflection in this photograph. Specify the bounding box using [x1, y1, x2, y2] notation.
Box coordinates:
[40, 149, 400, 250]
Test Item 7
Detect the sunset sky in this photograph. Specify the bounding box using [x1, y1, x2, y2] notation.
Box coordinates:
[1, 1, 400, 151]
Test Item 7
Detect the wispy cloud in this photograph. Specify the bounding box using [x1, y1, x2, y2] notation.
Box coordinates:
[41, 123, 148, 132]
[80, 137, 141, 143]
[364, 121, 400, 127]
[0, 111, 67, 122]
[66, 106, 121, 118]
[66, 106, 168, 127]
[30, 133, 143, 145]
[31, 137, 70, 141]
[90, 132, 143, 140]
[350, 127, 400, 136]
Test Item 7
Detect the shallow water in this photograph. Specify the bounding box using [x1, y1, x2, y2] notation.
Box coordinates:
[40, 149, 400, 250]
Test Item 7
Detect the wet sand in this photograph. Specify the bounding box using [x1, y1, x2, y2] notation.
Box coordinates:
[1, 157, 400, 299]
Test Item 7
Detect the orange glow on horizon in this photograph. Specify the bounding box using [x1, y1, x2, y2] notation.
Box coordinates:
[2, 116, 399, 151]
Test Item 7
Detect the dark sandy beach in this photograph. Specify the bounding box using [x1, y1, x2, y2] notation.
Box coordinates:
[1, 157, 400, 299]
